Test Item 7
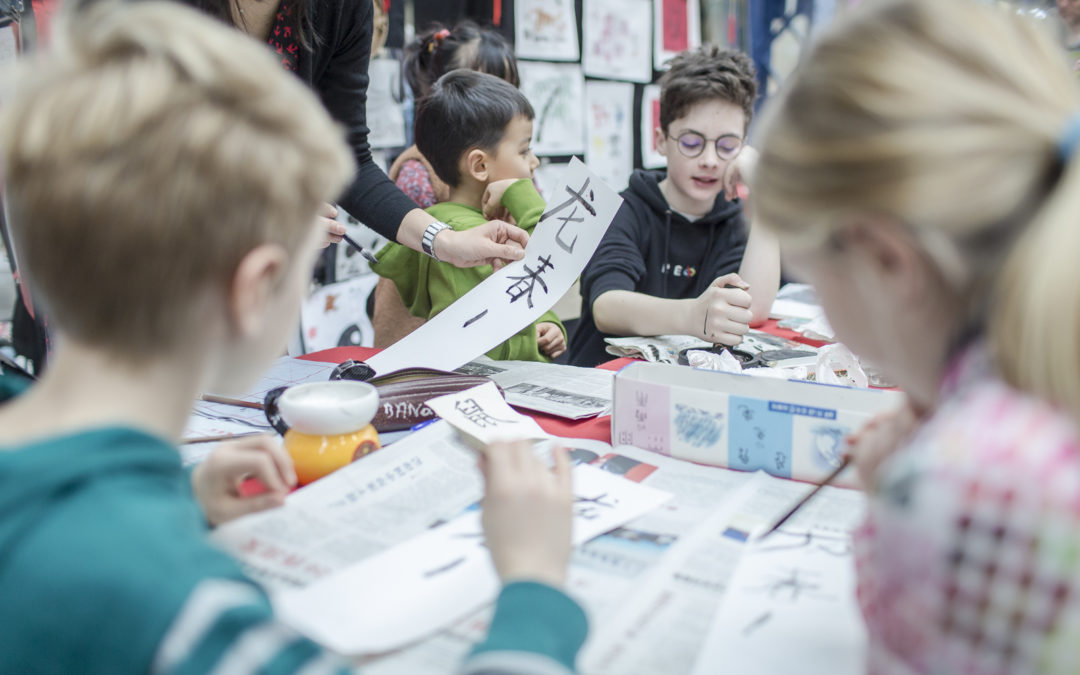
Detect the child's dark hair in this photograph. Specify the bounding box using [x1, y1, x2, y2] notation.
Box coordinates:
[659, 45, 757, 133]
[404, 20, 519, 99]
[414, 69, 534, 188]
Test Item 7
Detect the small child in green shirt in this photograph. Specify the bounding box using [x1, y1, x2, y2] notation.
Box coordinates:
[374, 70, 566, 362]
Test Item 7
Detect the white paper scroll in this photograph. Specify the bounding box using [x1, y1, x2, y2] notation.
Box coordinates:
[275, 464, 672, 655]
[367, 159, 623, 375]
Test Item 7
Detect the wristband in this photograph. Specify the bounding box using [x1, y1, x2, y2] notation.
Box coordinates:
[421, 220, 451, 262]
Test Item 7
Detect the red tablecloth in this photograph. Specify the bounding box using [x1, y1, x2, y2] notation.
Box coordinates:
[300, 320, 826, 445]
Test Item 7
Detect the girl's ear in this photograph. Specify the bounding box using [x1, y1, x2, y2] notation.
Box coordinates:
[463, 148, 490, 183]
[842, 218, 931, 304]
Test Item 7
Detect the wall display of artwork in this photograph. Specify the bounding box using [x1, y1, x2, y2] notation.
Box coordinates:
[514, 0, 580, 61]
[585, 80, 635, 192]
[518, 60, 586, 156]
[582, 0, 653, 84]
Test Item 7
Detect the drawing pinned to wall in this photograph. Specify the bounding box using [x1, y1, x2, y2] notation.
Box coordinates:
[366, 57, 406, 149]
[582, 0, 653, 84]
[518, 61, 585, 156]
[585, 80, 634, 192]
[654, 0, 701, 70]
[641, 84, 666, 168]
[514, 0, 579, 62]
[299, 275, 378, 353]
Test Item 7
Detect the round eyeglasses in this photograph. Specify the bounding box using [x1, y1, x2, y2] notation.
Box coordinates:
[667, 131, 743, 160]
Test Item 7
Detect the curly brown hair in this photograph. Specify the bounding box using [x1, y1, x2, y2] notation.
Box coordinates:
[658, 45, 757, 133]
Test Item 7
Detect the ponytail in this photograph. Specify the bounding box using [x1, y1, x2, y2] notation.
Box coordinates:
[993, 118, 1080, 417]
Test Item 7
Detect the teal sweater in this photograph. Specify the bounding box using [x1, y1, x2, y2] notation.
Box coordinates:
[0, 374, 587, 673]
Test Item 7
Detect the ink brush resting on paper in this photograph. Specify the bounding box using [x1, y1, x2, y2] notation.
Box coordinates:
[200, 394, 264, 410]
[758, 455, 852, 539]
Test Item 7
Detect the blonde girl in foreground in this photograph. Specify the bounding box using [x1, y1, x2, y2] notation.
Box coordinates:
[752, 0, 1080, 672]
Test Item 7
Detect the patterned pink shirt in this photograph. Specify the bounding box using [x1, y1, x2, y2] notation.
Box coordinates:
[394, 159, 437, 209]
[855, 347, 1080, 674]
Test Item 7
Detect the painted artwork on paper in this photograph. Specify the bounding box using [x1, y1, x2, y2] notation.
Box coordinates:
[515, 0, 579, 61]
[640, 83, 666, 168]
[585, 80, 634, 192]
[518, 61, 586, 156]
[582, 0, 653, 84]
[654, 0, 701, 70]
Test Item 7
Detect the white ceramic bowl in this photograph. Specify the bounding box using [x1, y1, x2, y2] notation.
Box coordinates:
[277, 381, 379, 436]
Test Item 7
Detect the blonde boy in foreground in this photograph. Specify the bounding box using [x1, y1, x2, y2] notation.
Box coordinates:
[0, 4, 584, 673]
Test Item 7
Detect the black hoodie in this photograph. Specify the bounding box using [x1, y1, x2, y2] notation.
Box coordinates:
[569, 169, 748, 367]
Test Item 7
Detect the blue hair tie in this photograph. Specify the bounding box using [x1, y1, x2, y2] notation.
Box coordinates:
[1059, 115, 1080, 161]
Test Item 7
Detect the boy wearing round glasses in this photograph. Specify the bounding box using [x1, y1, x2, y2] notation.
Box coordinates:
[569, 45, 780, 367]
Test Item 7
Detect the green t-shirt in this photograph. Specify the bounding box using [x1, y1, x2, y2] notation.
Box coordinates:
[375, 179, 565, 362]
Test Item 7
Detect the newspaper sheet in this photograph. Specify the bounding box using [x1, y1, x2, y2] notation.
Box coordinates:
[210, 421, 484, 590]
[456, 356, 614, 419]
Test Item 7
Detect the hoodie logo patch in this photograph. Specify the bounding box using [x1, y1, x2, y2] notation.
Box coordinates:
[661, 263, 697, 278]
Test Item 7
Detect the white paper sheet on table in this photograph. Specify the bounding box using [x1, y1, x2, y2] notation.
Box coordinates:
[456, 357, 614, 419]
[514, 0, 579, 61]
[274, 463, 672, 655]
[582, 0, 653, 83]
[690, 527, 867, 675]
[367, 159, 622, 375]
[211, 421, 486, 590]
[425, 381, 550, 445]
[582, 470, 866, 675]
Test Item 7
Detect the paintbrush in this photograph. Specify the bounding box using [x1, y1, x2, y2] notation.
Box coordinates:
[200, 394, 264, 410]
[341, 233, 379, 265]
[180, 431, 265, 445]
[758, 455, 852, 539]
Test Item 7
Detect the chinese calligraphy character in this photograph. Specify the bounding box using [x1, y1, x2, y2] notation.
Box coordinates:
[455, 398, 517, 428]
[505, 255, 555, 309]
[539, 178, 596, 254]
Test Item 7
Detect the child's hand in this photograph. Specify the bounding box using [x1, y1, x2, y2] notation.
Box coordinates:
[688, 273, 753, 346]
[847, 401, 922, 492]
[191, 435, 297, 526]
[319, 202, 346, 248]
[481, 179, 521, 223]
[537, 322, 566, 359]
[723, 146, 759, 202]
[479, 441, 573, 587]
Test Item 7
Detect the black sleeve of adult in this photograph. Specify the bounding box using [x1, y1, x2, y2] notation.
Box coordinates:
[317, 0, 418, 241]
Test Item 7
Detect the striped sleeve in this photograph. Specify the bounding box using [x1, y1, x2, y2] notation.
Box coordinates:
[151, 579, 351, 675]
[463, 581, 588, 675]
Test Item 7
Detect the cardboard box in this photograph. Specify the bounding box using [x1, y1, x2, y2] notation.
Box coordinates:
[612, 362, 903, 484]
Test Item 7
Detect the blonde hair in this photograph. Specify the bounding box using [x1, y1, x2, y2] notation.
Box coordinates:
[0, 1, 354, 358]
[751, 0, 1080, 415]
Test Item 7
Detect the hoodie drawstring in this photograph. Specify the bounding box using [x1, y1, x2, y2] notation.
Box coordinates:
[662, 209, 672, 298]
